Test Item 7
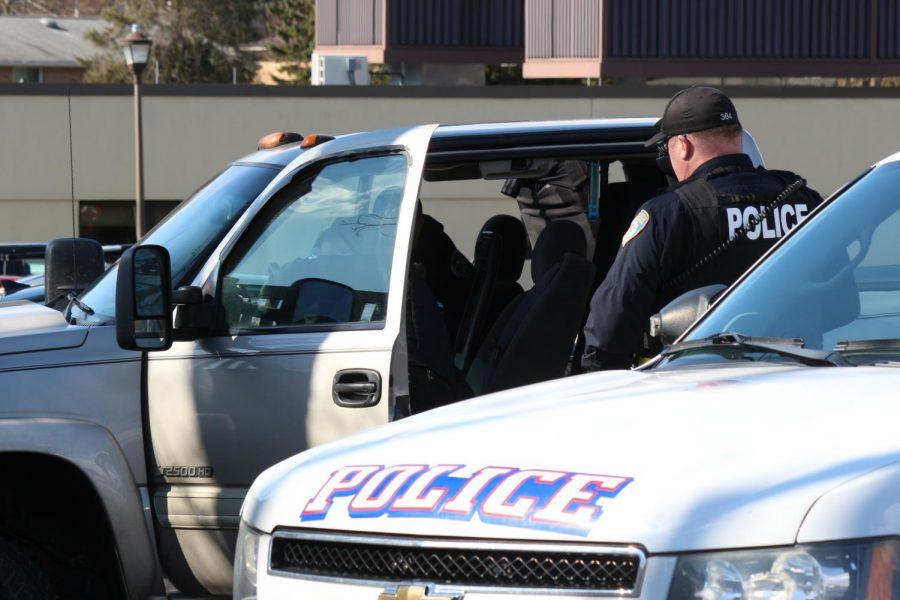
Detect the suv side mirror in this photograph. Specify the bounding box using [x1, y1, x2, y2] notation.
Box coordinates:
[116, 245, 173, 351]
[649, 284, 727, 346]
[45, 238, 105, 310]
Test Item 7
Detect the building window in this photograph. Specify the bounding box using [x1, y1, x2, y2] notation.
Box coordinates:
[79, 200, 180, 244]
[147, 201, 180, 231]
[11, 67, 41, 83]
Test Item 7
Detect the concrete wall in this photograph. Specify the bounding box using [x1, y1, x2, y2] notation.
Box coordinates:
[1, 84, 898, 249]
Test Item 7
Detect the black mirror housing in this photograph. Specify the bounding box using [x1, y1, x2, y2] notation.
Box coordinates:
[116, 245, 173, 351]
[171, 285, 203, 306]
[45, 238, 105, 310]
[649, 284, 727, 346]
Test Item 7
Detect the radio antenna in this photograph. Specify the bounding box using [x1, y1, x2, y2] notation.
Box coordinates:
[67, 88, 77, 298]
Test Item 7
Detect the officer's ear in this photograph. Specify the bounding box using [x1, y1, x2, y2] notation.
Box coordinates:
[674, 134, 694, 161]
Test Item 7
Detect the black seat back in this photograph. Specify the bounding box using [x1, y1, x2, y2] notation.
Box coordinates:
[467, 220, 596, 395]
[407, 264, 473, 414]
[454, 215, 526, 371]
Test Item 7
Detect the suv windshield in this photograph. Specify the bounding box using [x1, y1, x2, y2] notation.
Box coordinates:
[71, 164, 279, 325]
[663, 161, 900, 367]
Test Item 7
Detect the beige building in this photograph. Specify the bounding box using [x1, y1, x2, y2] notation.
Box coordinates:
[1, 85, 899, 249]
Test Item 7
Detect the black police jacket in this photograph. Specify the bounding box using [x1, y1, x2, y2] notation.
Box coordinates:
[582, 153, 824, 371]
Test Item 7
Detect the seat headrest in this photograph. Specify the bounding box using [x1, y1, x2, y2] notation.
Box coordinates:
[373, 186, 402, 218]
[531, 220, 587, 281]
[476, 215, 527, 282]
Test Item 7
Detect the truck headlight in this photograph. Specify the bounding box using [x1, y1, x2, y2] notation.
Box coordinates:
[667, 539, 898, 599]
[233, 521, 262, 600]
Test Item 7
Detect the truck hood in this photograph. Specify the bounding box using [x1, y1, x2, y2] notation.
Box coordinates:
[0, 300, 87, 356]
[245, 365, 900, 553]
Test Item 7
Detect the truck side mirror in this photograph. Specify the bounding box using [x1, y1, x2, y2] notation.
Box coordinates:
[45, 238, 105, 310]
[649, 284, 727, 346]
[116, 245, 173, 351]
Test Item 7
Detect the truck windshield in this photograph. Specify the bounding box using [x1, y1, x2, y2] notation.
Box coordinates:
[71, 164, 279, 325]
[662, 161, 900, 367]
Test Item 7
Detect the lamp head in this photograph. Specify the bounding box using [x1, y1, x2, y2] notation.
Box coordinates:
[119, 24, 152, 76]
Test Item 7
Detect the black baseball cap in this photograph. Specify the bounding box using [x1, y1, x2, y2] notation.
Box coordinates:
[645, 86, 741, 147]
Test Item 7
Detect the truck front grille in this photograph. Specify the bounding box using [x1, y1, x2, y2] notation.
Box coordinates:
[269, 530, 644, 595]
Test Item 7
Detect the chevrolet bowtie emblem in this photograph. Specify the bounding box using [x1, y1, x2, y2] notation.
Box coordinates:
[378, 585, 459, 600]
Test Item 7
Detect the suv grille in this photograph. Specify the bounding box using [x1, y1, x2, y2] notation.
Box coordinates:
[270, 532, 643, 593]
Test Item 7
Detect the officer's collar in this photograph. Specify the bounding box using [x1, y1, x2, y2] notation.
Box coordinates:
[688, 153, 754, 181]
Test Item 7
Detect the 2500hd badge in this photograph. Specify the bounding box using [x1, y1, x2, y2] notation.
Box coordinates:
[158, 465, 214, 478]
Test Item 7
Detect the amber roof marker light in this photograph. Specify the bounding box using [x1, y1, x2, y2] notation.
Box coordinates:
[258, 132, 304, 150]
[301, 134, 336, 149]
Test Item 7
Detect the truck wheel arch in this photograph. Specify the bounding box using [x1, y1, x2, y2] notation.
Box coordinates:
[0, 418, 158, 599]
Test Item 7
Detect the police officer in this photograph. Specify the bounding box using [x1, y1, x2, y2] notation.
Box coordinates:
[582, 86, 823, 371]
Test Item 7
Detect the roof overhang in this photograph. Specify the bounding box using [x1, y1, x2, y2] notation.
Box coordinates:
[0, 61, 84, 68]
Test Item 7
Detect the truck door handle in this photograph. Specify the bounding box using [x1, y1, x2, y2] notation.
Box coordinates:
[334, 382, 376, 394]
[332, 369, 381, 408]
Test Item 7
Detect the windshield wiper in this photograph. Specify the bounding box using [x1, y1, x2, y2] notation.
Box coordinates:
[833, 339, 900, 365]
[67, 293, 94, 316]
[661, 332, 849, 367]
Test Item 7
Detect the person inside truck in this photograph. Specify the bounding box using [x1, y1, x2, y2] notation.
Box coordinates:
[502, 160, 595, 260]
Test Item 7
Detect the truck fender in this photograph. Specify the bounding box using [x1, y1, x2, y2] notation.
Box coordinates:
[0, 417, 158, 599]
[797, 457, 900, 544]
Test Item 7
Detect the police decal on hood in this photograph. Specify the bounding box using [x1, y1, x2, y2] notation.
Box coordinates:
[300, 464, 632, 536]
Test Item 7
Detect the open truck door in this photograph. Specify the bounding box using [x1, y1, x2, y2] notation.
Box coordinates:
[129, 125, 436, 595]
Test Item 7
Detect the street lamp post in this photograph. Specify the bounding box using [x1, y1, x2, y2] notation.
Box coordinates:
[119, 25, 152, 240]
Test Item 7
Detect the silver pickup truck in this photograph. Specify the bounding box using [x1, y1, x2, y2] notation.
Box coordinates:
[0, 120, 763, 599]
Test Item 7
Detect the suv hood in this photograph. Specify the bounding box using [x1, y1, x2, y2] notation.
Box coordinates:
[244, 365, 900, 553]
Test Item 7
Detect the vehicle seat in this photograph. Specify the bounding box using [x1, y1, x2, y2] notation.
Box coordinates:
[594, 181, 660, 283]
[407, 263, 473, 415]
[466, 220, 596, 395]
[312, 186, 402, 256]
[372, 186, 402, 219]
[299, 186, 403, 290]
[453, 215, 527, 371]
[412, 212, 474, 344]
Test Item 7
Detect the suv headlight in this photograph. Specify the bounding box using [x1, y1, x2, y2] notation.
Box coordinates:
[234, 521, 263, 600]
[667, 539, 898, 599]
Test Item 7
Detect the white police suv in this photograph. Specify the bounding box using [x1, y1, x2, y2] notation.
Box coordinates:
[235, 151, 900, 599]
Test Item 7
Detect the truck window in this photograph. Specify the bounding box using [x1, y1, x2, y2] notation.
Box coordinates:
[72, 164, 278, 325]
[220, 153, 408, 331]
